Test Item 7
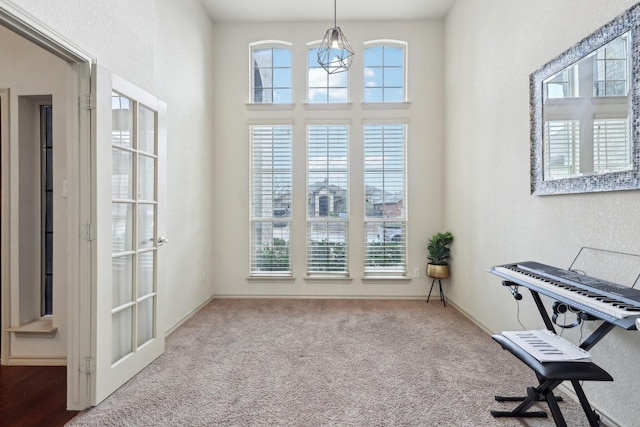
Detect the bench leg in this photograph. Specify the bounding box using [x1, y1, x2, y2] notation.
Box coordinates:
[572, 380, 601, 427]
[545, 389, 568, 427]
[491, 379, 565, 423]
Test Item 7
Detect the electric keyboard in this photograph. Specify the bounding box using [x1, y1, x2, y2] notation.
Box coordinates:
[489, 262, 640, 329]
[489, 260, 636, 425]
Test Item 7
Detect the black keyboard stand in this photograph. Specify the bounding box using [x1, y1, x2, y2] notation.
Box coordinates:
[490, 287, 615, 427]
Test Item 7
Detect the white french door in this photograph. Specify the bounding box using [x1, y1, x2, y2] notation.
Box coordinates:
[91, 64, 167, 405]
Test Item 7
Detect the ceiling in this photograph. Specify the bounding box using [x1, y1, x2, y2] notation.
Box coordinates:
[199, 0, 456, 23]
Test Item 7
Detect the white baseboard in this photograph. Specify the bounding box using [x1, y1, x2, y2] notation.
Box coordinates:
[7, 355, 66, 366]
[212, 294, 426, 300]
[165, 295, 216, 337]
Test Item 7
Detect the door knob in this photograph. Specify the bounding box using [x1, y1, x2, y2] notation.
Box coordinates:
[158, 236, 169, 246]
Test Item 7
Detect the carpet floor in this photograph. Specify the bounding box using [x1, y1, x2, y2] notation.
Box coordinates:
[66, 299, 593, 426]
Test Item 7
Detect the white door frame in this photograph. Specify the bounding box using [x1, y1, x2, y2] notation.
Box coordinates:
[0, 88, 8, 365]
[0, 0, 96, 410]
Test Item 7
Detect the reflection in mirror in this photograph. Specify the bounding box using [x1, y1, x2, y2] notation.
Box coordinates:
[530, 5, 640, 195]
[543, 33, 631, 180]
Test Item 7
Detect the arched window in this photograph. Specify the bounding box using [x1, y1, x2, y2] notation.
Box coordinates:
[307, 42, 348, 103]
[250, 41, 292, 103]
[363, 41, 407, 102]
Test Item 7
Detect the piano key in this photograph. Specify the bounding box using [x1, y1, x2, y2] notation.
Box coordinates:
[494, 266, 635, 319]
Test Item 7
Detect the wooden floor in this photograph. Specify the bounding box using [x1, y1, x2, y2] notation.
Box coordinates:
[0, 365, 78, 426]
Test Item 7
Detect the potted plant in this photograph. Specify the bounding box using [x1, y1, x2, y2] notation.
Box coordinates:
[426, 231, 453, 279]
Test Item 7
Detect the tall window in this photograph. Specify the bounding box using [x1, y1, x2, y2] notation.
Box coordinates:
[307, 46, 348, 103]
[364, 42, 406, 102]
[364, 123, 407, 276]
[41, 104, 53, 315]
[307, 124, 349, 275]
[250, 125, 293, 275]
[251, 42, 292, 103]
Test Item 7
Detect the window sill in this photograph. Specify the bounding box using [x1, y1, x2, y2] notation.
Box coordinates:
[304, 275, 353, 284]
[246, 275, 296, 283]
[361, 101, 411, 110]
[6, 317, 58, 338]
[361, 276, 412, 284]
[246, 103, 295, 111]
[303, 102, 353, 110]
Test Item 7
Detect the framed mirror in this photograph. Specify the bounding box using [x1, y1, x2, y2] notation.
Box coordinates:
[530, 4, 640, 195]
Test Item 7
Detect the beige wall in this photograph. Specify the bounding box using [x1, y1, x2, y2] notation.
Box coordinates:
[210, 20, 445, 298]
[8, 0, 218, 333]
[444, 1, 640, 425]
[4, 0, 638, 421]
[0, 25, 72, 361]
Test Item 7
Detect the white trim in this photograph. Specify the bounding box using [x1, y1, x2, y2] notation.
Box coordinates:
[306, 41, 352, 104]
[363, 39, 408, 48]
[0, 1, 94, 410]
[0, 88, 10, 365]
[246, 275, 296, 282]
[303, 276, 354, 283]
[247, 119, 294, 126]
[362, 118, 410, 125]
[248, 40, 293, 104]
[245, 102, 295, 111]
[361, 276, 412, 284]
[214, 294, 423, 300]
[249, 40, 293, 49]
[304, 102, 353, 110]
[306, 40, 323, 48]
[305, 118, 351, 126]
[0, 1, 95, 63]
[361, 101, 411, 110]
[363, 40, 408, 103]
[164, 296, 215, 336]
[6, 355, 67, 366]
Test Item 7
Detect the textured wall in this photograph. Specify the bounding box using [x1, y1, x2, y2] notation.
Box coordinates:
[210, 20, 445, 298]
[444, 1, 640, 425]
[0, 25, 71, 360]
[7, 0, 218, 333]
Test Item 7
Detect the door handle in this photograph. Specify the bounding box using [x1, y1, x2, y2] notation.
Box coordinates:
[158, 236, 169, 246]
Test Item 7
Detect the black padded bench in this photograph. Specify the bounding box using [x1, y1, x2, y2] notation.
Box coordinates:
[491, 333, 613, 427]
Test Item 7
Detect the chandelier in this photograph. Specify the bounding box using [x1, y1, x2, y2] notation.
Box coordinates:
[317, 0, 354, 74]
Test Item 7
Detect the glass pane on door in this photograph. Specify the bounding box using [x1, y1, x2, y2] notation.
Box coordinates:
[111, 91, 158, 365]
[112, 148, 133, 199]
[138, 105, 156, 154]
[137, 297, 154, 347]
[138, 155, 155, 201]
[112, 308, 133, 363]
[112, 93, 133, 148]
[112, 203, 133, 253]
[112, 254, 133, 308]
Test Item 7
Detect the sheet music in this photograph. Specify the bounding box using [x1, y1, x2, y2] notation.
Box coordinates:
[502, 330, 592, 363]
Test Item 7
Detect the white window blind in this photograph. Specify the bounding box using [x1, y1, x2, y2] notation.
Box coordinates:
[544, 120, 580, 180]
[307, 124, 349, 276]
[364, 123, 407, 276]
[250, 125, 292, 275]
[593, 119, 631, 172]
